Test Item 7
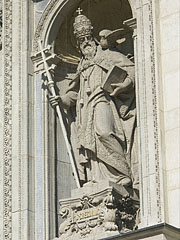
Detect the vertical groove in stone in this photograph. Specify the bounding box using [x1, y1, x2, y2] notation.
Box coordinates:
[18, 0, 22, 238]
[140, 0, 151, 220]
[149, 0, 162, 223]
[3, 0, 13, 239]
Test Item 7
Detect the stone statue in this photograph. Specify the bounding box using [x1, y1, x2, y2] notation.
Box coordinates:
[50, 11, 138, 190]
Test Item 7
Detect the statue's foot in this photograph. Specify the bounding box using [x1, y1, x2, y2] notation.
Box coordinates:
[120, 177, 132, 187]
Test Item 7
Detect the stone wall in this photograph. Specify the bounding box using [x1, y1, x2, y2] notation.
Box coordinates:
[158, 0, 180, 228]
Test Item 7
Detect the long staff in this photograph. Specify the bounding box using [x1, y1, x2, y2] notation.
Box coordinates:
[38, 40, 81, 188]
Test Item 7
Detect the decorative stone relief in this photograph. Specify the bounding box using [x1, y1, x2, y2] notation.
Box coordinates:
[55, 182, 139, 240]
[3, 0, 13, 239]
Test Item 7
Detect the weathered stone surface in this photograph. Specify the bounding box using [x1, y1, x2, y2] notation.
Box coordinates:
[0, 0, 179, 239]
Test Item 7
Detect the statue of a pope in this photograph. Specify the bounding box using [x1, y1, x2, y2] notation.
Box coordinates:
[50, 11, 138, 189]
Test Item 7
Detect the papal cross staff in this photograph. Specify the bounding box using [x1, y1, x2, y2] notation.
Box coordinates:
[38, 40, 81, 188]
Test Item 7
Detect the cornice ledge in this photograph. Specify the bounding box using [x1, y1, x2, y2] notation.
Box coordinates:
[100, 223, 180, 240]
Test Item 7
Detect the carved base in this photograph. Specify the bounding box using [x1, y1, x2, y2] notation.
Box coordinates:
[55, 181, 139, 240]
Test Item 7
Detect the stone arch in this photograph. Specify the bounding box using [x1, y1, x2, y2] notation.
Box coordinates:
[33, 0, 136, 53]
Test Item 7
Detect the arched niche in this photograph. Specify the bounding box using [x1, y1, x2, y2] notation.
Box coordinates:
[33, 0, 138, 237]
[33, 0, 136, 53]
[33, 0, 168, 238]
[54, 0, 136, 191]
[55, 0, 134, 63]
[33, 0, 166, 238]
[52, 0, 136, 188]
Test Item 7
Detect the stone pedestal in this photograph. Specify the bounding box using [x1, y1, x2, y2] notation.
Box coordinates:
[55, 181, 139, 240]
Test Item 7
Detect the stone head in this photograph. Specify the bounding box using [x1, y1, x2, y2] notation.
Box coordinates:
[73, 9, 97, 59]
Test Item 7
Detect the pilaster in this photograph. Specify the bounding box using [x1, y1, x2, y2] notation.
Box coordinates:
[0, 0, 35, 239]
[135, 0, 165, 227]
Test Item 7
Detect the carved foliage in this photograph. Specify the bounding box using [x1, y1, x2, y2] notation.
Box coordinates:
[58, 191, 139, 239]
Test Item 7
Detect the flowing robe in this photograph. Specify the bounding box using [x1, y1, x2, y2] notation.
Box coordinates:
[60, 46, 138, 188]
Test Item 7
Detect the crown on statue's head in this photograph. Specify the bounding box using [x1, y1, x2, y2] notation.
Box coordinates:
[73, 8, 93, 39]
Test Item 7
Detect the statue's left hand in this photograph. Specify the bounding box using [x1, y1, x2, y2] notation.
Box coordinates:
[110, 78, 133, 97]
[110, 83, 125, 97]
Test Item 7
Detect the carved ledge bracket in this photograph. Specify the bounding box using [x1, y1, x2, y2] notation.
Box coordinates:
[55, 181, 139, 240]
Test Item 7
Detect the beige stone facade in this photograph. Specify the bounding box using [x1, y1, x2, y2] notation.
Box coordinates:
[0, 0, 179, 239]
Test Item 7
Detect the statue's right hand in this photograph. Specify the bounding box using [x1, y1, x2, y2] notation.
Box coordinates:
[49, 95, 61, 107]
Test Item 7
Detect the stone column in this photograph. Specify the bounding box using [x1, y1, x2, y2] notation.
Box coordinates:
[135, 0, 165, 227]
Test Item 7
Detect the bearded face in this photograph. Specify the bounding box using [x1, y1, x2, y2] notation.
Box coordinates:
[78, 35, 97, 60]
